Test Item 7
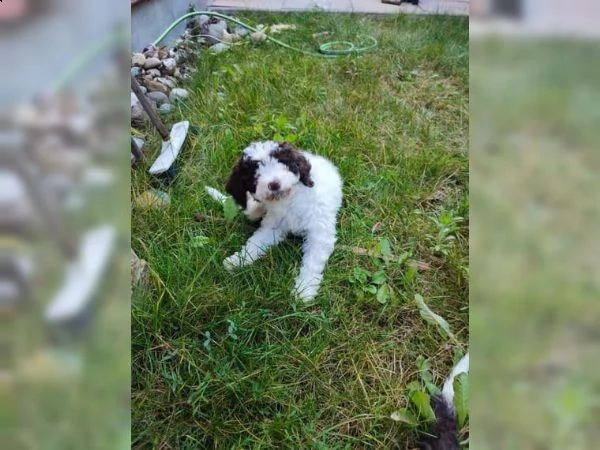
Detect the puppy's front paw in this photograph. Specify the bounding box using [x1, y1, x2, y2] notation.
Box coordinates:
[223, 252, 243, 271]
[293, 276, 320, 303]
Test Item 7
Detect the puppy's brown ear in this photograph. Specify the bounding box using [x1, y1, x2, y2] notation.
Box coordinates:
[296, 153, 314, 188]
[273, 142, 314, 187]
[225, 156, 258, 209]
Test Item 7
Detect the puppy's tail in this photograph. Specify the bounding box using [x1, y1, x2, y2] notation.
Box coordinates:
[205, 186, 228, 204]
[441, 353, 469, 408]
[420, 353, 469, 450]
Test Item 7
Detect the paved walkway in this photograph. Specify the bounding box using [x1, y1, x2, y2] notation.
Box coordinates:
[206, 0, 469, 16]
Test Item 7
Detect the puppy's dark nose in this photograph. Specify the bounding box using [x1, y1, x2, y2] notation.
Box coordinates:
[268, 181, 280, 191]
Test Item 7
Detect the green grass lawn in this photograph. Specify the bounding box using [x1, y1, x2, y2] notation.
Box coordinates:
[132, 12, 468, 449]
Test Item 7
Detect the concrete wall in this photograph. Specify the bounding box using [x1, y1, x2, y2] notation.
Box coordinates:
[131, 0, 207, 51]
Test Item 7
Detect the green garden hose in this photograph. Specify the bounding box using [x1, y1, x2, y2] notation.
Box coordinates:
[153, 11, 377, 57]
[56, 11, 377, 91]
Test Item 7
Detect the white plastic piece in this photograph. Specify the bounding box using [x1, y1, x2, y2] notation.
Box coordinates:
[45, 225, 116, 323]
[148, 121, 190, 175]
[205, 186, 228, 204]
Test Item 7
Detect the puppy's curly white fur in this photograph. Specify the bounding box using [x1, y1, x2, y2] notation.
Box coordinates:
[221, 141, 342, 302]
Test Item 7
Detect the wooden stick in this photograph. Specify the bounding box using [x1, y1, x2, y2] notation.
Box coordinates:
[130, 74, 170, 140]
[131, 136, 145, 163]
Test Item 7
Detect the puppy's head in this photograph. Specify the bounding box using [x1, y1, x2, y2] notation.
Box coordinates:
[226, 141, 314, 207]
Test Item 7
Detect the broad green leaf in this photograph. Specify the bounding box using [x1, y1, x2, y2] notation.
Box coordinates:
[364, 285, 378, 294]
[377, 237, 392, 260]
[416, 355, 429, 372]
[390, 408, 416, 425]
[223, 197, 239, 222]
[353, 267, 370, 284]
[410, 390, 436, 421]
[376, 284, 390, 304]
[425, 381, 440, 396]
[414, 294, 457, 342]
[453, 373, 469, 427]
[372, 270, 387, 285]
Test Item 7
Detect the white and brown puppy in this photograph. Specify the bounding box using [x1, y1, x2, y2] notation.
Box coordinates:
[218, 141, 342, 302]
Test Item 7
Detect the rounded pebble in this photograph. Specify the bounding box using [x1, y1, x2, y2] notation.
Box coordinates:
[147, 91, 169, 106]
[143, 57, 162, 69]
[131, 53, 146, 67]
[162, 58, 177, 75]
[169, 88, 189, 102]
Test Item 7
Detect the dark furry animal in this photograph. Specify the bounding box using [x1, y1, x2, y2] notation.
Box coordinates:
[420, 395, 460, 450]
[418, 353, 469, 450]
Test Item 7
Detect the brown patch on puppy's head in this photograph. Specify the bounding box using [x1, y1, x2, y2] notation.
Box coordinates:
[225, 155, 259, 209]
[270, 142, 314, 188]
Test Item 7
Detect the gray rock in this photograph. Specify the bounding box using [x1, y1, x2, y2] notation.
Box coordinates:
[168, 48, 180, 62]
[209, 43, 230, 54]
[215, 20, 228, 33]
[143, 57, 162, 69]
[161, 58, 177, 75]
[146, 68, 161, 78]
[221, 31, 236, 43]
[147, 91, 169, 106]
[139, 85, 147, 95]
[250, 31, 268, 44]
[131, 53, 146, 67]
[131, 66, 141, 78]
[169, 88, 189, 102]
[234, 26, 250, 37]
[198, 14, 210, 26]
[156, 77, 176, 89]
[159, 103, 174, 115]
[206, 22, 227, 45]
[145, 79, 168, 94]
[157, 47, 170, 60]
[142, 44, 157, 58]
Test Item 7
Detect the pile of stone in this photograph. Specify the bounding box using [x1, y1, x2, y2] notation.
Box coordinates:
[130, 14, 262, 129]
[130, 43, 190, 125]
